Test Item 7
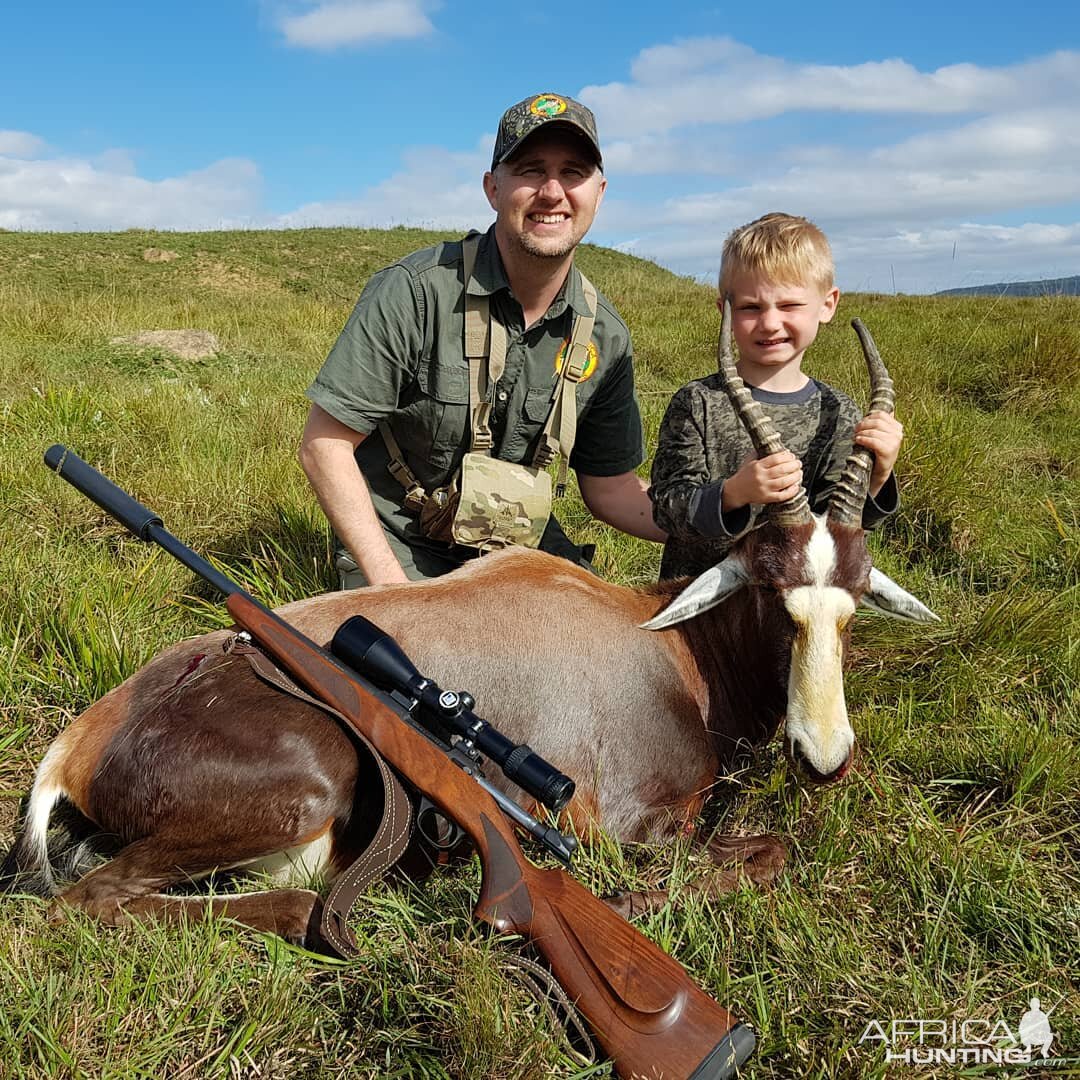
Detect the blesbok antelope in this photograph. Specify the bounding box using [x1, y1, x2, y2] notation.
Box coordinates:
[2, 314, 937, 945]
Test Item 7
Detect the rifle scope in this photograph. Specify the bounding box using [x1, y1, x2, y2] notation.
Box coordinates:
[331, 615, 575, 813]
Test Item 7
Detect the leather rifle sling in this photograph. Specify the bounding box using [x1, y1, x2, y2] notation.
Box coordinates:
[228, 636, 413, 958]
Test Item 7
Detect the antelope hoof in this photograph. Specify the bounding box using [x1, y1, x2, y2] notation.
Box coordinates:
[602, 889, 669, 920]
[603, 890, 632, 919]
[49, 893, 132, 927]
[705, 833, 788, 888]
[270, 889, 325, 947]
[46, 899, 69, 926]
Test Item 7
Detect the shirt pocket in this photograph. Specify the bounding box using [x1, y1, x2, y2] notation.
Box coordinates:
[404, 360, 470, 474]
[522, 385, 554, 424]
[505, 384, 553, 460]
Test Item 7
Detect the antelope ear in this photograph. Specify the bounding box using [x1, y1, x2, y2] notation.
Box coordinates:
[641, 558, 750, 631]
[861, 567, 940, 623]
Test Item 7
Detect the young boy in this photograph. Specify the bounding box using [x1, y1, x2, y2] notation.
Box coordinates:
[650, 212, 903, 579]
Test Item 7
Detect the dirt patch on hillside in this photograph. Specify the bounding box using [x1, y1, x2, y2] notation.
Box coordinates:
[110, 329, 222, 360]
[194, 256, 280, 295]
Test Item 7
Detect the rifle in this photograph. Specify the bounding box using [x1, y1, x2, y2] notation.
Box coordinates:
[44, 444, 757, 1080]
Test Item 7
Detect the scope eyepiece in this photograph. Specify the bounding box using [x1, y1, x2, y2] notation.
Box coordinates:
[331, 615, 576, 813]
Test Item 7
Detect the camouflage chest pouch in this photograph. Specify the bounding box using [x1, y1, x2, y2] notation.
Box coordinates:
[448, 452, 551, 548]
[414, 451, 552, 552]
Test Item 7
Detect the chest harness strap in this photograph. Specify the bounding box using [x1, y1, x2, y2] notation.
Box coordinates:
[380, 233, 598, 506]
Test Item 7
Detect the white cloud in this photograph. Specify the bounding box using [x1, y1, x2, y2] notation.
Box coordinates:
[3, 36, 1077, 294]
[837, 222, 1080, 293]
[871, 106, 1080, 171]
[0, 131, 46, 157]
[0, 152, 262, 231]
[603, 134, 741, 176]
[600, 104, 1080, 245]
[588, 97, 1080, 287]
[278, 0, 437, 49]
[92, 148, 139, 176]
[569, 38, 1080, 290]
[276, 139, 490, 229]
[580, 40, 1080, 136]
[596, 213, 1080, 294]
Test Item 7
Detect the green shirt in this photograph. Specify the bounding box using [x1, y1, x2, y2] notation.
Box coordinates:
[307, 227, 645, 550]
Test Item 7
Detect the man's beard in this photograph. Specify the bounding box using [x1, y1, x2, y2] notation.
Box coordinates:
[514, 230, 580, 260]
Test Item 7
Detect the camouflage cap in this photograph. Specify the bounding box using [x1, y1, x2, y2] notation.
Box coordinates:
[491, 93, 602, 171]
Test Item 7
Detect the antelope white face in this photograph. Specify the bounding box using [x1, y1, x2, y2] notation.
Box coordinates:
[640, 514, 939, 785]
[782, 518, 856, 782]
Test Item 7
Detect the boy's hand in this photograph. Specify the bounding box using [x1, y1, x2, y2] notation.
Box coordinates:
[853, 411, 904, 496]
[722, 450, 803, 510]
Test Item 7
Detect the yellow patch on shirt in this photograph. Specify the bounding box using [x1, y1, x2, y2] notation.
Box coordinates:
[555, 337, 599, 382]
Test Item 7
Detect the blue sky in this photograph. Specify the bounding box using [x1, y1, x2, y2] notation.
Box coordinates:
[2, 0, 1078, 293]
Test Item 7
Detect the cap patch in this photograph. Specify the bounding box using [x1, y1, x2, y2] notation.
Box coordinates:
[555, 338, 598, 382]
[530, 95, 567, 118]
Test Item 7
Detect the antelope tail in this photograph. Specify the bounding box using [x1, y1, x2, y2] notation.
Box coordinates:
[1, 746, 81, 897]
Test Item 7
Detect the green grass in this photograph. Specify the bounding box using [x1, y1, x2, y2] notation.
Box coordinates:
[1, 228, 1077, 1078]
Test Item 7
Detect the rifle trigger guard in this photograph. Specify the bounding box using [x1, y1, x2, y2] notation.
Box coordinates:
[416, 796, 465, 852]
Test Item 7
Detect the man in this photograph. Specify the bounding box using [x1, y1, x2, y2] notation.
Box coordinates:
[300, 92, 665, 587]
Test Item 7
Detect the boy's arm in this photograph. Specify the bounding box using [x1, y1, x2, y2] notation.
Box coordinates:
[650, 385, 756, 541]
[649, 386, 709, 539]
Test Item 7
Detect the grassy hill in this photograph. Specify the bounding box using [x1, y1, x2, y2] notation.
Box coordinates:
[936, 274, 1080, 298]
[1, 228, 1077, 1077]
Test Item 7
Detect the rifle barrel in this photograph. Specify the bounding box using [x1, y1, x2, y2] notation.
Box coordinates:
[45, 444, 246, 600]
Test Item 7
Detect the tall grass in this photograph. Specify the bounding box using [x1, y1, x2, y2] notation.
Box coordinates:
[1, 229, 1076, 1077]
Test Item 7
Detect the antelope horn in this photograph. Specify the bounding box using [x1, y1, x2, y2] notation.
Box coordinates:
[715, 297, 812, 527]
[827, 318, 896, 526]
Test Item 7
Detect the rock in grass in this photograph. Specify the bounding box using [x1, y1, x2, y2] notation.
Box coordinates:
[142, 247, 179, 262]
[110, 329, 221, 360]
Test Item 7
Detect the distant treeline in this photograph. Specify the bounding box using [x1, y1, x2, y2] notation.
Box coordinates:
[936, 274, 1080, 297]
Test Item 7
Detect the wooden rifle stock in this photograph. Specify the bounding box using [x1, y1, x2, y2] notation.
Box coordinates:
[227, 593, 755, 1079]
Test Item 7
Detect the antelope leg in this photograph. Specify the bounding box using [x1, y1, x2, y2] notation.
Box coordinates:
[52, 835, 326, 947]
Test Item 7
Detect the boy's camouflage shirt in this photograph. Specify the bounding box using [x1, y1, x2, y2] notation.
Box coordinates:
[650, 376, 898, 580]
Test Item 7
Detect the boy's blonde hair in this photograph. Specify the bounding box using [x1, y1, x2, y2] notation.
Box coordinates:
[719, 212, 834, 295]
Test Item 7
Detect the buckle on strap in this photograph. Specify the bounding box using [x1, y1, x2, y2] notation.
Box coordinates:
[387, 459, 427, 512]
[470, 399, 494, 452]
[562, 340, 589, 382]
[532, 436, 557, 468]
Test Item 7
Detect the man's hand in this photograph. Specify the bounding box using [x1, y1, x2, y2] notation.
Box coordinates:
[722, 450, 803, 510]
[853, 411, 903, 497]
